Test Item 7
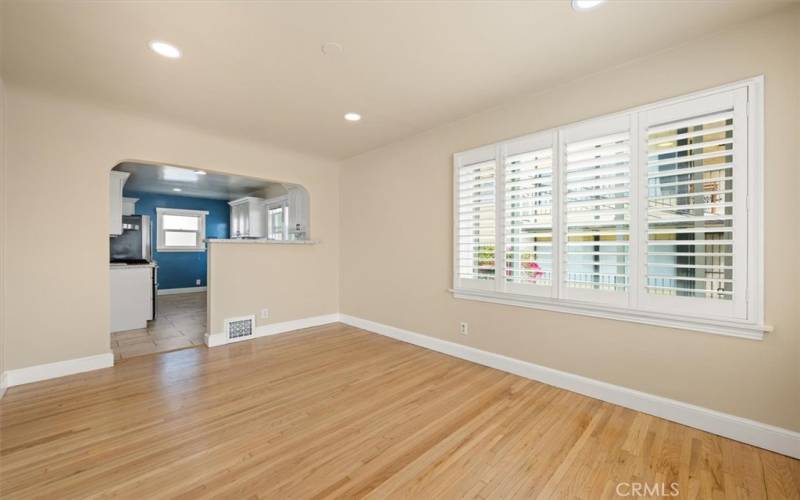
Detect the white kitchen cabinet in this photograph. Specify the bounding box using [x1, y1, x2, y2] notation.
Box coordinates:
[109, 171, 130, 235]
[228, 197, 266, 238]
[110, 265, 153, 332]
[122, 197, 138, 216]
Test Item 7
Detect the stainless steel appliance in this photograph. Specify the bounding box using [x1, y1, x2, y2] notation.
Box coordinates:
[152, 264, 159, 320]
[110, 215, 156, 320]
[110, 215, 152, 263]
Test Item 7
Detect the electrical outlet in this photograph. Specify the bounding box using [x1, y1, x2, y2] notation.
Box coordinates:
[459, 322, 469, 336]
[261, 308, 270, 319]
[196, 279, 201, 286]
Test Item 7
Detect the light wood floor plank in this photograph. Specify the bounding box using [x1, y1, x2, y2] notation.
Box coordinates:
[1, 323, 798, 498]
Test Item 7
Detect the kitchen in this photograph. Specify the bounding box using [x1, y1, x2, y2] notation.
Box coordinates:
[108, 161, 309, 359]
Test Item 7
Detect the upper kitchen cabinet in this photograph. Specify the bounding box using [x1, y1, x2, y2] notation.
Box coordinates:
[109, 171, 131, 235]
[122, 197, 138, 216]
[229, 197, 266, 238]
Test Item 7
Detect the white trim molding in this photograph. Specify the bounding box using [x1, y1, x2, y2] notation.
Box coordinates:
[3, 352, 114, 388]
[452, 288, 771, 340]
[158, 286, 207, 296]
[338, 314, 799, 459]
[205, 314, 340, 347]
[0, 372, 8, 399]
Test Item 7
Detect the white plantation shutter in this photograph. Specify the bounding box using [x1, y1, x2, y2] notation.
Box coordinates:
[638, 89, 748, 318]
[561, 116, 633, 304]
[503, 134, 555, 295]
[455, 146, 497, 290]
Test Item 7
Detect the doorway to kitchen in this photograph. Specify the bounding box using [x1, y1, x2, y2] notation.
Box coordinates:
[108, 160, 309, 361]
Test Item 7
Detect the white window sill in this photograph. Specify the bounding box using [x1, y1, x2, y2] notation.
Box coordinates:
[450, 288, 771, 340]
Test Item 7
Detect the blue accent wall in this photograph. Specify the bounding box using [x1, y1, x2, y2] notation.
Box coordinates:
[124, 190, 230, 290]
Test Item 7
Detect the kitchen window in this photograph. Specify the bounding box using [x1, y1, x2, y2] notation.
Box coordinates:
[156, 207, 208, 252]
[266, 198, 289, 240]
[453, 78, 767, 339]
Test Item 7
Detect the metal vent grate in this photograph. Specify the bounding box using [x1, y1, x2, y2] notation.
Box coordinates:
[225, 315, 255, 340]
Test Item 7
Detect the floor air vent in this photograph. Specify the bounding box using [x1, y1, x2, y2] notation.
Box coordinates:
[225, 315, 255, 340]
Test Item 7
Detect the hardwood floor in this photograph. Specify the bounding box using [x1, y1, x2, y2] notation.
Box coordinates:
[2, 323, 798, 498]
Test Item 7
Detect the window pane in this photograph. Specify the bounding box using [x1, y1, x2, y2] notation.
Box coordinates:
[646, 110, 734, 300]
[164, 231, 197, 247]
[458, 159, 496, 281]
[163, 214, 199, 231]
[504, 147, 553, 286]
[564, 131, 631, 292]
[268, 207, 284, 240]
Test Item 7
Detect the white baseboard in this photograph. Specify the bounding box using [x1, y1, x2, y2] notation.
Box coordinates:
[158, 286, 207, 296]
[3, 352, 115, 388]
[339, 314, 800, 459]
[206, 313, 340, 347]
[0, 372, 7, 399]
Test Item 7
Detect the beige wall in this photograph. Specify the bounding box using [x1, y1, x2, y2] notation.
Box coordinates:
[4, 85, 339, 371]
[340, 8, 800, 431]
[207, 243, 337, 335]
[1, 76, 6, 384]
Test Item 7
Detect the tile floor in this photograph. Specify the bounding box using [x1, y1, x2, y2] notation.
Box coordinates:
[111, 292, 207, 361]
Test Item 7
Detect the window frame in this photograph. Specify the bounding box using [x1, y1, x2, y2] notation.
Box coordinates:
[452, 77, 767, 340]
[156, 207, 209, 253]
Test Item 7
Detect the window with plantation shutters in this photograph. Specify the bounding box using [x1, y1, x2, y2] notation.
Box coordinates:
[561, 117, 632, 304]
[638, 88, 749, 319]
[504, 133, 555, 295]
[453, 79, 764, 338]
[455, 146, 496, 290]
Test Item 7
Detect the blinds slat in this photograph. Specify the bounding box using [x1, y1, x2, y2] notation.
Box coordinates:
[566, 159, 630, 176]
[648, 150, 731, 169]
[648, 124, 733, 146]
[647, 110, 733, 134]
[645, 285, 733, 296]
[648, 137, 733, 157]
[646, 239, 733, 246]
[648, 189, 733, 202]
[647, 176, 733, 190]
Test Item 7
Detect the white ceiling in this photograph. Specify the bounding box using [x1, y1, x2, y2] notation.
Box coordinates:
[115, 162, 281, 200]
[2, 1, 791, 160]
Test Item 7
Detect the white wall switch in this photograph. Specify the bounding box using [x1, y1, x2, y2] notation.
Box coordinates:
[196, 279, 201, 286]
[261, 308, 270, 319]
[459, 322, 469, 335]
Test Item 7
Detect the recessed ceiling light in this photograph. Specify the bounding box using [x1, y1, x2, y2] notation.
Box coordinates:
[172, 187, 182, 192]
[344, 112, 361, 122]
[149, 40, 181, 59]
[571, 0, 605, 11]
[194, 170, 207, 175]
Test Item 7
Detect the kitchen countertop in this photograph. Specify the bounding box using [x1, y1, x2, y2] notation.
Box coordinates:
[110, 262, 157, 269]
[208, 239, 317, 245]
